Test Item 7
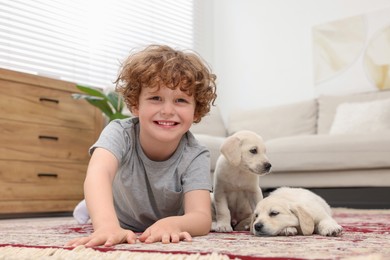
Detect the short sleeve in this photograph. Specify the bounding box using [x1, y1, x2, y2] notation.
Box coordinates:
[181, 144, 212, 193]
[89, 119, 133, 163]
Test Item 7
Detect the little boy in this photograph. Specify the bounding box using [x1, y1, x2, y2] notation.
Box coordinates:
[66, 45, 217, 247]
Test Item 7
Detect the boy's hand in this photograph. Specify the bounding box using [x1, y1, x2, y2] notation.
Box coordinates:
[138, 219, 192, 244]
[65, 226, 137, 247]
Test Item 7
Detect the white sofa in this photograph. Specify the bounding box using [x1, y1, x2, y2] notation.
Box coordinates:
[190, 90, 390, 208]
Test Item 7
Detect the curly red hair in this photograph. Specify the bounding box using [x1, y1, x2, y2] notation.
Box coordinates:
[115, 45, 217, 123]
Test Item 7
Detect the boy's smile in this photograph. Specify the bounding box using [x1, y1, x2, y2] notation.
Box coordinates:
[154, 120, 179, 127]
[132, 85, 196, 160]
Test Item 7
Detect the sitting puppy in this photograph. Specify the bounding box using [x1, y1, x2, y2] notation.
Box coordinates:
[250, 187, 343, 236]
[212, 130, 272, 232]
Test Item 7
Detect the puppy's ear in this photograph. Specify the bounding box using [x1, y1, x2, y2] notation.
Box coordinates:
[249, 213, 256, 235]
[291, 205, 314, 235]
[221, 136, 241, 166]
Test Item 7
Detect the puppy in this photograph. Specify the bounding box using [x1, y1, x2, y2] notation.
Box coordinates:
[212, 130, 271, 232]
[250, 187, 343, 236]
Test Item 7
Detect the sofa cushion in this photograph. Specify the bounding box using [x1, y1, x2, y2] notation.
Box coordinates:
[190, 105, 226, 137]
[317, 90, 390, 134]
[330, 98, 390, 134]
[227, 99, 318, 141]
[266, 134, 390, 172]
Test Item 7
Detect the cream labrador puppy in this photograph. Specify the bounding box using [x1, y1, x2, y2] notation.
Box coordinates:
[212, 130, 272, 232]
[250, 187, 343, 236]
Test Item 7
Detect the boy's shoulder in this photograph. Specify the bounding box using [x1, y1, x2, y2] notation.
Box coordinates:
[109, 117, 138, 129]
[185, 131, 208, 153]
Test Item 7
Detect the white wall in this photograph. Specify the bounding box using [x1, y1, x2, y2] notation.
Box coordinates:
[210, 0, 390, 122]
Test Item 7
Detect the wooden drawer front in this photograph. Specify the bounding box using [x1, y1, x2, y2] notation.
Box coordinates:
[0, 79, 97, 129]
[0, 119, 95, 162]
[0, 200, 82, 214]
[0, 160, 86, 201]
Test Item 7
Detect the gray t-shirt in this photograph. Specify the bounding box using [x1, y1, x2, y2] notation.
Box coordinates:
[90, 117, 212, 232]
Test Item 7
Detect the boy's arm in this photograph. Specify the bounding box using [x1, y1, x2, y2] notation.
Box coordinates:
[139, 189, 212, 244]
[66, 148, 137, 247]
[182, 189, 212, 235]
[84, 148, 119, 230]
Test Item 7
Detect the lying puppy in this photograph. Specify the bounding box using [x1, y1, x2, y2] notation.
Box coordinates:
[251, 187, 343, 236]
[213, 130, 272, 232]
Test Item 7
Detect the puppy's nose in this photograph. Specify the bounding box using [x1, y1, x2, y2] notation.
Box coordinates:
[264, 162, 272, 172]
[254, 222, 264, 232]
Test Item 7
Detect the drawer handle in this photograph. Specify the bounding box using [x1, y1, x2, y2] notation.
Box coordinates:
[39, 97, 59, 104]
[37, 173, 58, 178]
[38, 135, 59, 141]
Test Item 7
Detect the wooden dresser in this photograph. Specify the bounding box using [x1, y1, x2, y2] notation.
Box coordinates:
[0, 68, 104, 215]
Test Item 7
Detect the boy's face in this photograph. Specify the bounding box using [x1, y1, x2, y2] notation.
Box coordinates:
[132, 85, 197, 145]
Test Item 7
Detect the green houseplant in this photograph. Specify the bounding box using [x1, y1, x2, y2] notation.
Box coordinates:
[72, 85, 130, 122]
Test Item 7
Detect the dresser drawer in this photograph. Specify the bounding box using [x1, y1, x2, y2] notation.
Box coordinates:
[0, 160, 86, 201]
[0, 69, 103, 215]
[0, 119, 95, 162]
[0, 78, 97, 129]
[0, 200, 82, 214]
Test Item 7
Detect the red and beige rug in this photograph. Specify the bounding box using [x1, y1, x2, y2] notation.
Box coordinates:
[0, 208, 389, 259]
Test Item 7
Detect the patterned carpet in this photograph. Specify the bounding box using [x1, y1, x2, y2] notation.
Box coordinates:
[0, 208, 389, 259]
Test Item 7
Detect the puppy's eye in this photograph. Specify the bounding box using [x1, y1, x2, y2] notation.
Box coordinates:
[249, 148, 257, 154]
[269, 211, 279, 217]
[254, 213, 258, 218]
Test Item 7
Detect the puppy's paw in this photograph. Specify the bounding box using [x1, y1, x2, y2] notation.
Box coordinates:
[211, 221, 218, 232]
[279, 227, 298, 236]
[234, 218, 251, 231]
[317, 219, 343, 236]
[215, 223, 233, 232]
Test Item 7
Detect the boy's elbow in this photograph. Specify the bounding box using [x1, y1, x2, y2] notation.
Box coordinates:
[198, 212, 212, 235]
[185, 207, 212, 236]
[195, 224, 211, 236]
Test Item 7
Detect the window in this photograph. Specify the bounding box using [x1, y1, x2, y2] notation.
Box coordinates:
[0, 0, 197, 89]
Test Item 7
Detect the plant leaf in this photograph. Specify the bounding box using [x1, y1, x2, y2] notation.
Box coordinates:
[71, 93, 104, 101]
[107, 91, 124, 113]
[85, 99, 114, 118]
[109, 112, 129, 121]
[76, 85, 107, 99]
[73, 84, 130, 122]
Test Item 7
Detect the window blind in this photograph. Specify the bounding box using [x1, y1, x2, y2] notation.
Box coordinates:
[0, 0, 196, 89]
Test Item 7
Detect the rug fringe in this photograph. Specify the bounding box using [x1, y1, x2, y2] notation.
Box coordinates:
[0, 245, 230, 260]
